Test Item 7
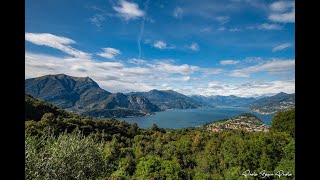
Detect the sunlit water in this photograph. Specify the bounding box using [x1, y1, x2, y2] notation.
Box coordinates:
[117, 106, 274, 129]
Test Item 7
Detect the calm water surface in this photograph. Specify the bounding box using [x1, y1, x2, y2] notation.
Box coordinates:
[118, 106, 274, 129]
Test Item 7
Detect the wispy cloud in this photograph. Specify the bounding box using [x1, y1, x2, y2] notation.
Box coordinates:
[220, 60, 239, 65]
[230, 59, 295, 77]
[89, 14, 105, 30]
[25, 33, 90, 59]
[270, 1, 294, 12]
[188, 42, 200, 51]
[200, 68, 224, 75]
[97, 47, 121, 59]
[268, 1, 295, 23]
[147, 61, 198, 75]
[229, 28, 241, 32]
[137, 0, 150, 59]
[153, 40, 171, 49]
[113, 0, 144, 20]
[258, 23, 282, 30]
[173, 7, 183, 19]
[272, 43, 292, 52]
[198, 80, 295, 97]
[127, 58, 147, 65]
[215, 16, 230, 24]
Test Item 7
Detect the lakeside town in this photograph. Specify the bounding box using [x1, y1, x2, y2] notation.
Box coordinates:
[250, 101, 295, 114]
[202, 114, 269, 132]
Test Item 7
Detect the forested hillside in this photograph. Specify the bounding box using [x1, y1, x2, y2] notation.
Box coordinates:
[25, 95, 295, 179]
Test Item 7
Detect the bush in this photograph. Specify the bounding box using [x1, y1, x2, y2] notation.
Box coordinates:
[25, 130, 105, 179]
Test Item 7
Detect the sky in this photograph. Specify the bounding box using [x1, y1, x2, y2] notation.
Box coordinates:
[25, 0, 295, 97]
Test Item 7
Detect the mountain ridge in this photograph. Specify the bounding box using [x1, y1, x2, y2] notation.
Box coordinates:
[191, 95, 257, 107]
[248, 92, 295, 114]
[127, 89, 209, 110]
[25, 74, 160, 118]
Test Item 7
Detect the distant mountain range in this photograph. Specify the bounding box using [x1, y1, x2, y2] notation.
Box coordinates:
[25, 74, 207, 118]
[127, 90, 208, 110]
[248, 92, 295, 114]
[25, 74, 160, 118]
[25, 74, 295, 117]
[191, 95, 257, 107]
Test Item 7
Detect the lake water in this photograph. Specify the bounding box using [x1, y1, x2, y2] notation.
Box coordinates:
[118, 106, 274, 129]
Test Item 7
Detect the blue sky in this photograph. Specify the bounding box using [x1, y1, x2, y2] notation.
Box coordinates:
[25, 0, 295, 97]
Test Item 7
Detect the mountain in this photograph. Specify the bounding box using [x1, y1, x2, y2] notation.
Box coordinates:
[191, 95, 256, 107]
[25, 74, 160, 118]
[248, 92, 295, 114]
[128, 89, 208, 110]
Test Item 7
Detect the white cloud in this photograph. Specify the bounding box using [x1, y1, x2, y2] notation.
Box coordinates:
[25, 52, 154, 93]
[148, 61, 198, 75]
[25, 32, 294, 97]
[272, 43, 292, 52]
[127, 58, 147, 65]
[269, 11, 295, 23]
[215, 16, 230, 24]
[173, 7, 183, 18]
[198, 80, 295, 97]
[200, 68, 224, 75]
[113, 0, 144, 20]
[257, 23, 282, 30]
[25, 49, 224, 93]
[189, 42, 199, 51]
[147, 61, 223, 76]
[270, 1, 294, 12]
[25, 33, 90, 59]
[220, 60, 239, 65]
[268, 1, 295, 23]
[97, 47, 121, 59]
[170, 76, 194, 82]
[25, 51, 294, 97]
[230, 59, 295, 77]
[153, 41, 167, 49]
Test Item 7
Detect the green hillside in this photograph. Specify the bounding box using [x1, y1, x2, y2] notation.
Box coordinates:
[25, 95, 295, 179]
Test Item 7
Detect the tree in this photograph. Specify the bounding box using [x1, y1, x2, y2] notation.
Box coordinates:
[271, 109, 295, 138]
[25, 131, 105, 179]
[135, 155, 181, 179]
[151, 123, 160, 131]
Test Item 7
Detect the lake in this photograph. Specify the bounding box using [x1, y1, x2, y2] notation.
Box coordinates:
[118, 106, 274, 129]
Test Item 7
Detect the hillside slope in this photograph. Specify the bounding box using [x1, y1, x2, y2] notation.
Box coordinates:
[25, 74, 160, 118]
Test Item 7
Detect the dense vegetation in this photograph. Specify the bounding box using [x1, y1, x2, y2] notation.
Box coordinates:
[271, 108, 295, 138]
[25, 95, 295, 179]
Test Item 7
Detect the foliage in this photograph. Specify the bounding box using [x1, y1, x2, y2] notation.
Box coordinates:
[271, 108, 295, 138]
[25, 96, 295, 179]
[25, 131, 105, 179]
